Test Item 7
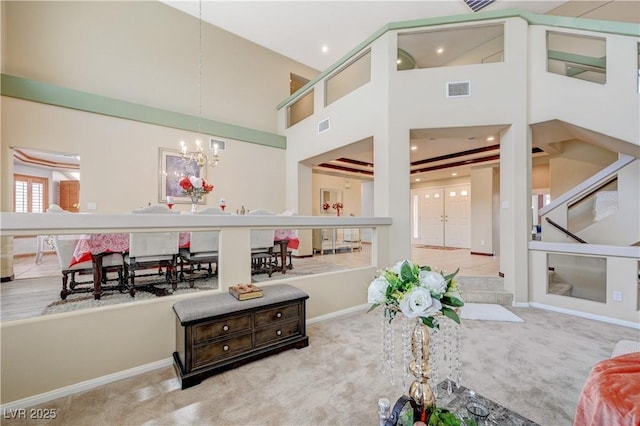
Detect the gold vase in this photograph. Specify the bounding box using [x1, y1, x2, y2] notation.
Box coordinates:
[408, 318, 435, 423]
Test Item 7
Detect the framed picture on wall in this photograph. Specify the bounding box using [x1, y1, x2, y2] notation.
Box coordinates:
[158, 148, 206, 204]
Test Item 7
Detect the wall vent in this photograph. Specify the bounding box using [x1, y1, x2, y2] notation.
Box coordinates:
[447, 81, 471, 98]
[462, 0, 495, 12]
[318, 118, 331, 134]
[209, 138, 226, 151]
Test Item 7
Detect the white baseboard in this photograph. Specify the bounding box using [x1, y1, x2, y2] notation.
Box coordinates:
[307, 304, 369, 325]
[529, 302, 640, 329]
[1, 358, 173, 411]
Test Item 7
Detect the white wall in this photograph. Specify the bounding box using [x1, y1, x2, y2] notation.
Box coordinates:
[549, 140, 618, 198]
[3, 98, 286, 214]
[1, 1, 318, 135]
[471, 167, 494, 254]
[529, 25, 640, 145]
[1, 1, 318, 215]
[361, 181, 374, 243]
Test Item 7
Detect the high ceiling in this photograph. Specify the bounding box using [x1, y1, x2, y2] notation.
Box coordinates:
[162, 0, 569, 71]
[160, 0, 634, 183]
[16, 1, 635, 181]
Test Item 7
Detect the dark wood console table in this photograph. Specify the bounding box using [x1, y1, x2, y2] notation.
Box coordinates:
[172, 284, 309, 389]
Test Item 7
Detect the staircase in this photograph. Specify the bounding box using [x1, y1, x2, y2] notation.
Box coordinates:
[457, 276, 512, 306]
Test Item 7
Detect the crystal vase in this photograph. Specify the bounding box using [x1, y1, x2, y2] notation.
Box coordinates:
[190, 195, 200, 213]
[408, 318, 435, 423]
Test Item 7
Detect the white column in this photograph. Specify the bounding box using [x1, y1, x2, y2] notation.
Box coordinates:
[500, 124, 532, 304]
[217, 227, 251, 289]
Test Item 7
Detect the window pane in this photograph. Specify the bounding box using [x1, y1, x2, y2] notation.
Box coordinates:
[15, 181, 28, 213]
[547, 31, 606, 84]
[325, 50, 371, 106]
[31, 182, 44, 213]
[287, 90, 314, 128]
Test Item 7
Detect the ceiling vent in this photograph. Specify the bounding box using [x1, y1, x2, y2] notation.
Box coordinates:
[209, 138, 226, 151]
[318, 118, 331, 134]
[447, 81, 471, 98]
[463, 0, 495, 12]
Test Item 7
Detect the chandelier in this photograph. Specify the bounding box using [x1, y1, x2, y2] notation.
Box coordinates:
[179, 0, 220, 168]
[180, 139, 219, 168]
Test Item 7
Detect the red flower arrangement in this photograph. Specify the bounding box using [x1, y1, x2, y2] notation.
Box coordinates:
[322, 202, 330, 211]
[179, 176, 214, 201]
[332, 202, 344, 216]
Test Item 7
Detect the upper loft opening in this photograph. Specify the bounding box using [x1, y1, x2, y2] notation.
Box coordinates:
[397, 24, 504, 70]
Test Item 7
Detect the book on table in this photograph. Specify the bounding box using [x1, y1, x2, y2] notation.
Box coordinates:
[229, 284, 263, 300]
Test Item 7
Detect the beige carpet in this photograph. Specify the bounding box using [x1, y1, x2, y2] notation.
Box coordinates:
[41, 271, 314, 316]
[21, 306, 640, 425]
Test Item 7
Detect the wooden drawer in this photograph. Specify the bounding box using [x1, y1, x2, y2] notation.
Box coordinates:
[194, 314, 252, 344]
[255, 319, 301, 347]
[193, 332, 253, 367]
[254, 303, 299, 326]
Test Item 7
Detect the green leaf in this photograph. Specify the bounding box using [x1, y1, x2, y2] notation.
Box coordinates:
[366, 303, 380, 314]
[443, 268, 460, 282]
[421, 316, 437, 328]
[442, 306, 461, 324]
[441, 296, 464, 307]
[400, 261, 414, 282]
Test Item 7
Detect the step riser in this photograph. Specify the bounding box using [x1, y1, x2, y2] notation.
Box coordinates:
[457, 276, 512, 306]
[464, 291, 513, 306]
[457, 276, 505, 292]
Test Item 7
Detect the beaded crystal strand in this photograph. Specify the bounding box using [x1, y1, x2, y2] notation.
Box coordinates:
[454, 321, 463, 388]
[429, 322, 440, 398]
[401, 315, 412, 390]
[381, 308, 396, 386]
[444, 319, 454, 395]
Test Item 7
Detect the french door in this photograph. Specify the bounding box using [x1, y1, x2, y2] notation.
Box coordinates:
[411, 185, 470, 248]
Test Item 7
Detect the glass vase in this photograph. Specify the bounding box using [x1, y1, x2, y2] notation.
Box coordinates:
[190, 195, 200, 213]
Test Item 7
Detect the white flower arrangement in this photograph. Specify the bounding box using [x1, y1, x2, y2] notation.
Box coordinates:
[367, 259, 463, 328]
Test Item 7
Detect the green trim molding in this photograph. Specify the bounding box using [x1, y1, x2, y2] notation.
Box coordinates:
[1, 74, 286, 149]
[278, 8, 639, 110]
[547, 51, 606, 70]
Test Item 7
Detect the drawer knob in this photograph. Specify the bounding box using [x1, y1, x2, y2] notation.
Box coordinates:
[276, 330, 282, 336]
[222, 325, 229, 332]
[276, 312, 282, 318]
[223, 345, 229, 351]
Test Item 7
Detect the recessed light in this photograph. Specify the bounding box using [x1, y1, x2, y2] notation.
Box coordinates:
[487, 136, 495, 141]
[437, 47, 444, 54]
[411, 146, 417, 151]
[415, 178, 421, 182]
[321, 45, 329, 54]
[452, 173, 457, 176]
[397, 59, 402, 64]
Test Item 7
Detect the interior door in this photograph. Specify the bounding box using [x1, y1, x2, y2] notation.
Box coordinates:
[420, 188, 445, 246]
[444, 185, 471, 248]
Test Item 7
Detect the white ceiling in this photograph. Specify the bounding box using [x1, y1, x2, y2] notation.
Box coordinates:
[161, 0, 569, 71]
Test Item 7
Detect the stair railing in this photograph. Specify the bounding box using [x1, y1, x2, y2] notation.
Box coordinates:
[545, 217, 588, 243]
[539, 155, 635, 217]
